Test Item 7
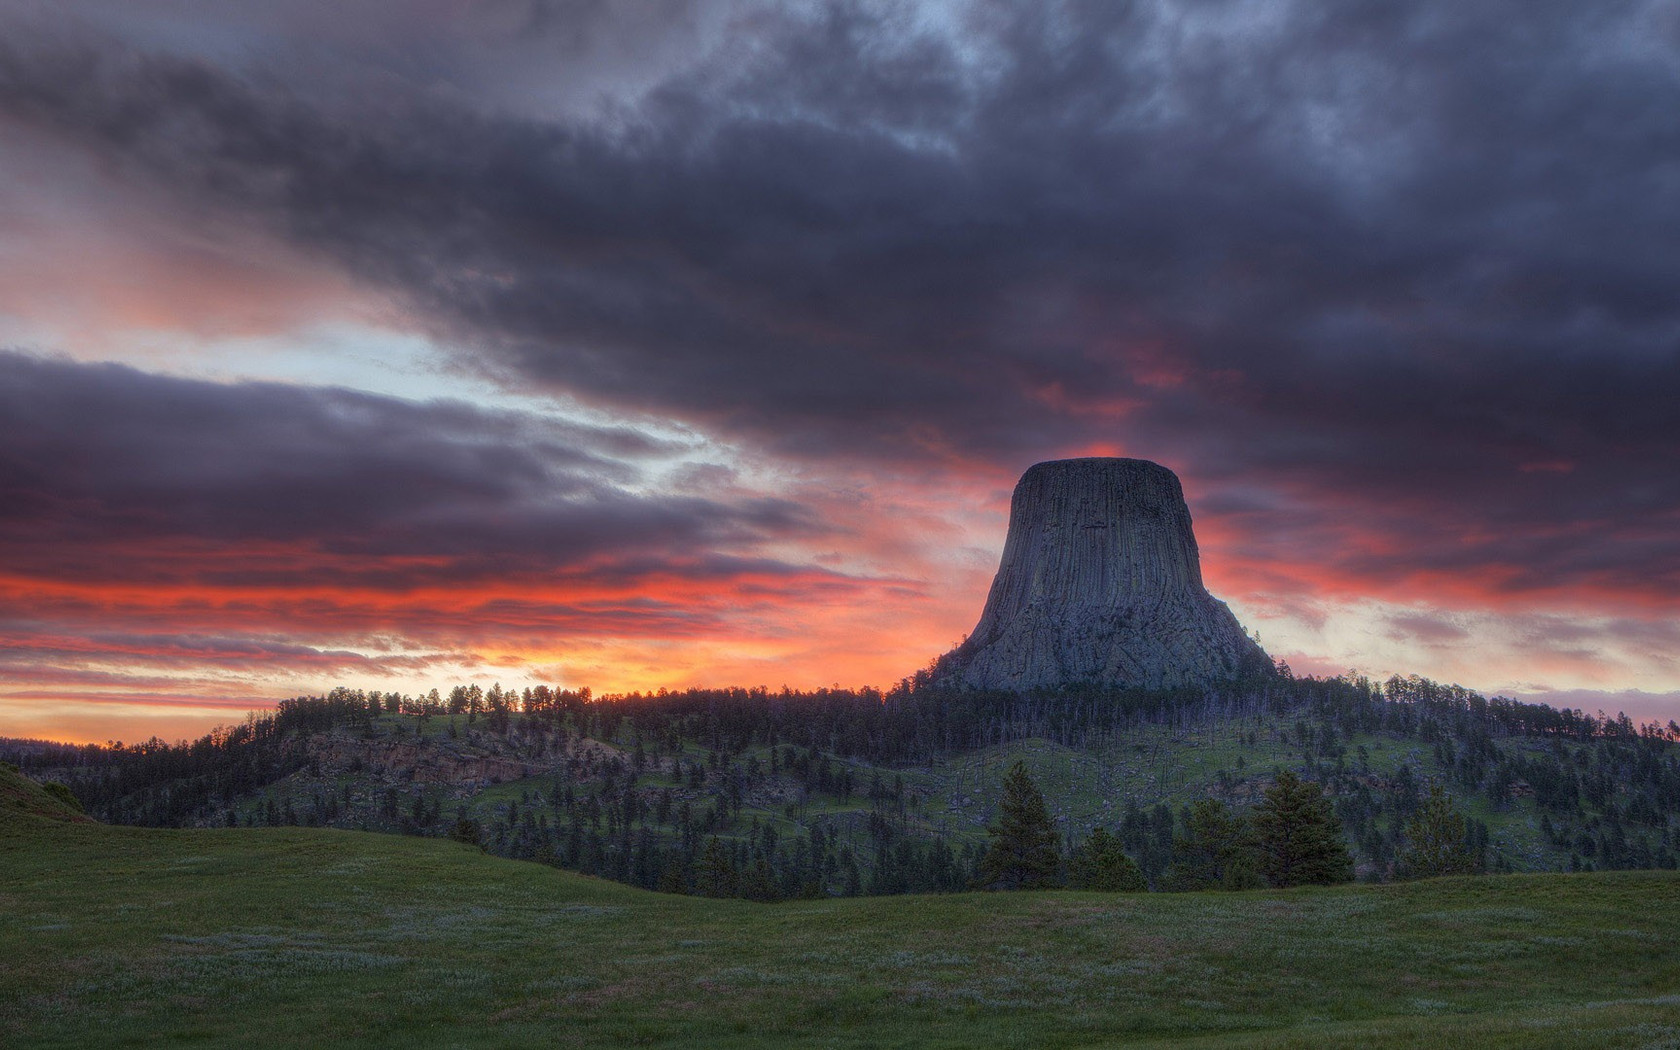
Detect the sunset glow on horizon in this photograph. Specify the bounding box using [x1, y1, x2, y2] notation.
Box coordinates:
[3, 2, 1678, 745]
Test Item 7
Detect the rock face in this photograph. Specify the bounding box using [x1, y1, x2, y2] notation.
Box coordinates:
[933, 458, 1268, 692]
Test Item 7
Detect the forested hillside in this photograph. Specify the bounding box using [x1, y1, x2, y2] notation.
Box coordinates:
[8, 672, 1679, 898]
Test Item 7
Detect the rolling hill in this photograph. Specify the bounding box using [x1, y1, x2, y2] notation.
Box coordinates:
[4, 778, 1680, 1049]
[7, 673, 1679, 901]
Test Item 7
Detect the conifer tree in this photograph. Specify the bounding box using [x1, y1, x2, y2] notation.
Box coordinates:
[741, 857, 779, 901]
[1253, 771, 1353, 887]
[693, 836, 738, 897]
[979, 761, 1061, 889]
[1167, 799, 1260, 891]
[1400, 783, 1481, 878]
[449, 817, 483, 851]
[1067, 827, 1146, 891]
[656, 861, 689, 895]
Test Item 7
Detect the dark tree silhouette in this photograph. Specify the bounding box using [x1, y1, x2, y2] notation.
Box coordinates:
[1067, 827, 1146, 891]
[449, 817, 483, 851]
[1168, 799, 1259, 891]
[1400, 783, 1482, 878]
[1254, 771, 1353, 887]
[979, 762, 1061, 889]
[693, 837, 738, 898]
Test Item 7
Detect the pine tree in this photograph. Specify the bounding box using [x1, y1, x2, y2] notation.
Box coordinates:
[1067, 827, 1146, 891]
[978, 762, 1061, 889]
[1167, 799, 1260, 891]
[656, 860, 689, 895]
[449, 817, 483, 851]
[693, 837, 738, 898]
[1400, 783, 1481, 878]
[741, 857, 779, 901]
[1253, 771, 1353, 887]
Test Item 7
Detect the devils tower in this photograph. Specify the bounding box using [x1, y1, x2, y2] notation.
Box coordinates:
[932, 458, 1268, 691]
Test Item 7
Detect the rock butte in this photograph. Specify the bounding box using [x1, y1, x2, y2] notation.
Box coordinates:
[932, 457, 1269, 691]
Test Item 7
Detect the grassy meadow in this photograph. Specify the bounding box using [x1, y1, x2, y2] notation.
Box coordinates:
[4, 767, 1679, 1049]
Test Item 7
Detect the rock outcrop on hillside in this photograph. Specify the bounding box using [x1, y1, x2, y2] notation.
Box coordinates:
[932, 458, 1268, 692]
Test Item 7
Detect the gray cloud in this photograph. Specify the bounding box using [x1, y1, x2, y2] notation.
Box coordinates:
[1, 1, 1677, 600]
[0, 350, 824, 587]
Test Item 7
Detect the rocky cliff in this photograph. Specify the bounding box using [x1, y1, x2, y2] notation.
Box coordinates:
[932, 458, 1268, 691]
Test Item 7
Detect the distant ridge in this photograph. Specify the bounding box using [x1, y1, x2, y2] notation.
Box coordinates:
[932, 458, 1268, 691]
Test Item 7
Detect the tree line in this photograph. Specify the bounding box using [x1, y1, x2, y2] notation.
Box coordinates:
[977, 761, 1480, 894]
[4, 670, 1677, 898]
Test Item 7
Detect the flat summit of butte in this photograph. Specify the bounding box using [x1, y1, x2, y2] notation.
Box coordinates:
[932, 458, 1269, 692]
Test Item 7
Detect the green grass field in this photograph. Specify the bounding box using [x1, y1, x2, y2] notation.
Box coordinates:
[4, 767, 1679, 1048]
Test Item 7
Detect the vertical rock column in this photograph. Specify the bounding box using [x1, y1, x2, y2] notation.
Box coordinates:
[933, 458, 1268, 691]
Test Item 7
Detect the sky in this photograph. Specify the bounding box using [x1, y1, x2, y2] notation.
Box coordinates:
[1, 0, 1678, 745]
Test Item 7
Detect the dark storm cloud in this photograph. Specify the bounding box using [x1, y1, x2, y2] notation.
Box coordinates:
[2, 0, 1678, 598]
[0, 351, 819, 587]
